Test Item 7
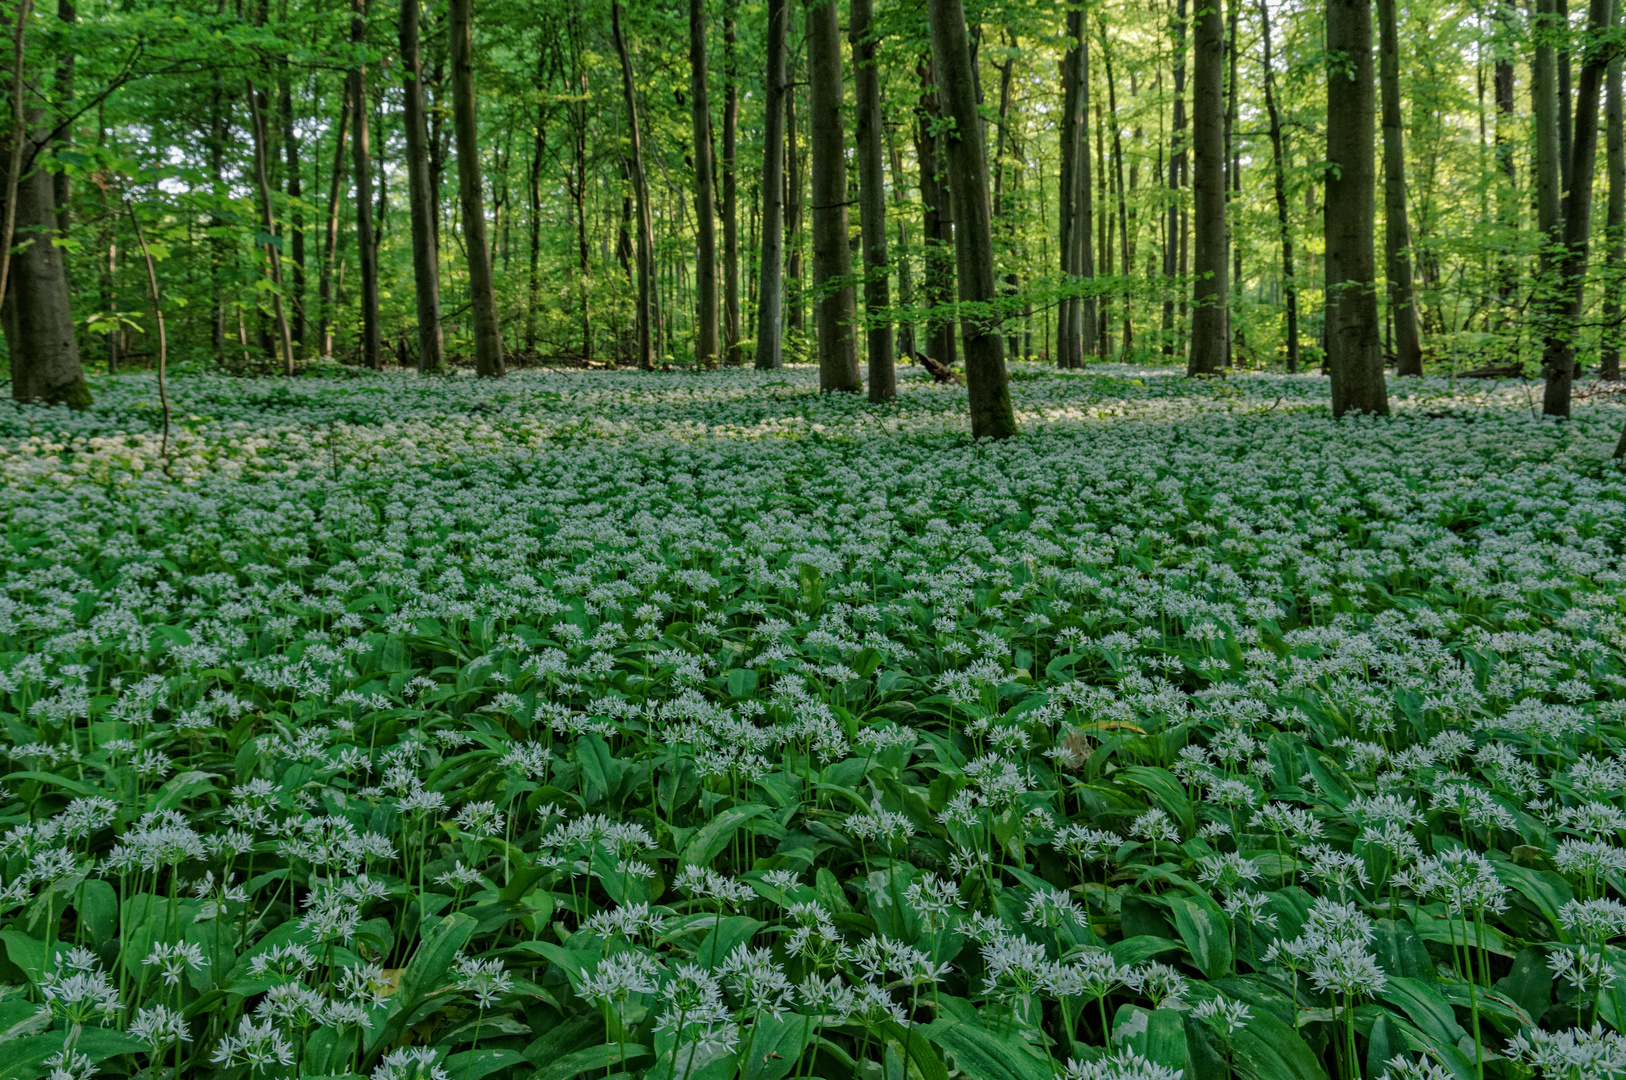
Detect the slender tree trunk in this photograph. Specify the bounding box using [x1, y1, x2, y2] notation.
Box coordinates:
[1058, 6, 1082, 368]
[1225, 0, 1241, 364]
[528, 92, 545, 356]
[319, 85, 349, 358]
[280, 69, 305, 346]
[807, 0, 859, 391]
[247, 83, 296, 375]
[1164, 0, 1187, 359]
[400, 0, 443, 373]
[723, 4, 741, 364]
[852, 0, 894, 400]
[209, 68, 228, 363]
[1188, 0, 1227, 375]
[1560, 0, 1574, 199]
[450, 0, 504, 376]
[1073, 18, 1096, 365]
[927, 0, 1016, 438]
[1544, 0, 1615, 414]
[887, 128, 916, 360]
[1495, 0, 1517, 317]
[754, 0, 787, 370]
[1100, 19, 1133, 360]
[1602, 44, 1623, 379]
[567, 19, 590, 365]
[1259, 0, 1298, 371]
[917, 57, 956, 367]
[1325, 0, 1389, 415]
[689, 0, 719, 366]
[1377, 0, 1423, 375]
[349, 0, 382, 369]
[51, 0, 70, 237]
[785, 84, 803, 338]
[613, 1, 657, 370]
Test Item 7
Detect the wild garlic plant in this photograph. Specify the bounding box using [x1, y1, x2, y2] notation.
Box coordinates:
[0, 365, 1624, 1079]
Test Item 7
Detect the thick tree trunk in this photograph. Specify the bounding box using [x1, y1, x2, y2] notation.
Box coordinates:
[349, 0, 382, 369]
[1100, 20, 1132, 360]
[450, 0, 504, 376]
[1543, 0, 1615, 415]
[1188, 0, 1226, 374]
[916, 58, 956, 368]
[1602, 46, 1623, 380]
[1325, 0, 1389, 415]
[1377, 0, 1423, 375]
[723, 5, 741, 364]
[753, 0, 787, 370]
[5, 115, 89, 407]
[927, 0, 1016, 438]
[400, 0, 443, 373]
[1164, 0, 1187, 359]
[689, 0, 719, 366]
[319, 85, 349, 358]
[612, 1, 657, 370]
[247, 83, 296, 375]
[852, 0, 893, 401]
[807, 0, 859, 392]
[1259, 0, 1298, 371]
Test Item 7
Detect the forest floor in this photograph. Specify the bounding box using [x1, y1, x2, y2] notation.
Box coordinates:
[0, 363, 1624, 1080]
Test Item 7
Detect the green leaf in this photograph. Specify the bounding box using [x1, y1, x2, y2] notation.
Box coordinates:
[1168, 893, 1233, 980]
[927, 1016, 1049, 1080]
[682, 804, 771, 867]
[533, 1042, 650, 1080]
[1221, 1001, 1330, 1080]
[1111, 1006, 1189, 1075]
[443, 1048, 531, 1080]
[1117, 766, 1195, 836]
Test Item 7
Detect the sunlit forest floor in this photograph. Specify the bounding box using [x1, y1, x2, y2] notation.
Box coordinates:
[1, 364, 1624, 1080]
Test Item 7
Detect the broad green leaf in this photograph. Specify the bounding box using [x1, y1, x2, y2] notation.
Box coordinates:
[927, 1016, 1046, 1080]
[1168, 893, 1233, 980]
[681, 803, 771, 867]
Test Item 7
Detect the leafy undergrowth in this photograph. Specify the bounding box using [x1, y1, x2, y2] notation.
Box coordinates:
[2, 363, 1626, 1080]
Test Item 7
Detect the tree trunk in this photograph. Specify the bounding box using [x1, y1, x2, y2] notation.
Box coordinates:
[319, 85, 349, 358]
[916, 57, 956, 368]
[567, 18, 590, 365]
[52, 0, 71, 237]
[1377, 0, 1423, 375]
[280, 69, 305, 346]
[754, 0, 787, 370]
[1059, 5, 1093, 369]
[1188, 0, 1227, 375]
[1100, 19, 1133, 360]
[852, 0, 893, 401]
[887, 128, 916, 360]
[349, 0, 382, 369]
[527, 78, 545, 356]
[1225, 0, 1240, 365]
[613, 1, 657, 370]
[450, 0, 504, 376]
[1602, 43, 1623, 380]
[1325, 0, 1389, 415]
[247, 83, 296, 375]
[5, 116, 88, 407]
[807, 0, 859, 392]
[1164, 0, 1186, 359]
[1494, 0, 1517, 316]
[927, 0, 1016, 438]
[1543, 0, 1615, 415]
[689, 0, 719, 366]
[1259, 0, 1298, 371]
[400, 0, 443, 374]
[209, 71, 228, 363]
[785, 84, 803, 338]
[723, 4, 741, 364]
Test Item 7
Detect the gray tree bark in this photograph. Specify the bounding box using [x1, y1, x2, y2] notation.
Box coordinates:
[927, 0, 1016, 438]
[400, 0, 443, 373]
[689, 0, 719, 366]
[5, 116, 88, 407]
[1188, 0, 1227, 374]
[1377, 0, 1423, 375]
[753, 0, 787, 370]
[807, 0, 859, 391]
[450, 0, 504, 376]
[1259, 0, 1298, 371]
[852, 0, 893, 401]
[1325, 0, 1389, 415]
[350, 0, 382, 370]
[1601, 44, 1623, 380]
[247, 82, 296, 375]
[612, 1, 657, 370]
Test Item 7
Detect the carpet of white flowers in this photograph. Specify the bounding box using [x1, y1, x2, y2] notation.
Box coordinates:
[4, 363, 1626, 1080]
